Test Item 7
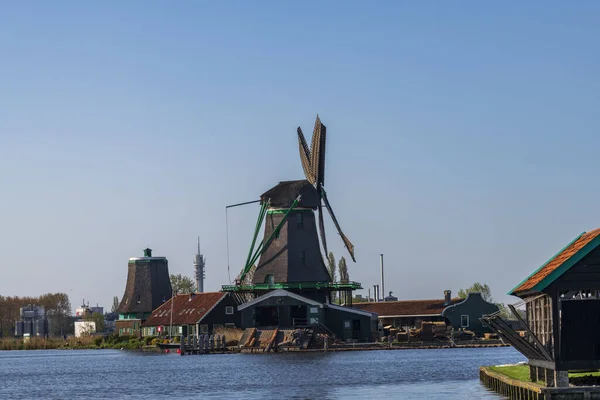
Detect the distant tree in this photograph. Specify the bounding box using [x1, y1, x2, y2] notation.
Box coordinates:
[327, 252, 337, 282]
[170, 274, 195, 295]
[327, 252, 337, 303]
[84, 312, 105, 333]
[458, 282, 513, 320]
[338, 257, 350, 304]
[338, 257, 349, 283]
[39, 292, 72, 336]
[458, 282, 492, 302]
[111, 296, 119, 313]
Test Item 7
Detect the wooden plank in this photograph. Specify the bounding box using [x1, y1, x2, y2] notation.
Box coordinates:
[488, 317, 545, 360]
[508, 304, 553, 361]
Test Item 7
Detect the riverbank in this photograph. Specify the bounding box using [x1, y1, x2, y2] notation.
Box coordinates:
[1, 336, 510, 352]
[480, 365, 600, 399]
[0, 335, 150, 351]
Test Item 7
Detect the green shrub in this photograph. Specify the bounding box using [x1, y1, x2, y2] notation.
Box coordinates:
[144, 336, 156, 345]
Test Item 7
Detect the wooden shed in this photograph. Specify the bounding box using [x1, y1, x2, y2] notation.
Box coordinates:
[484, 228, 600, 387]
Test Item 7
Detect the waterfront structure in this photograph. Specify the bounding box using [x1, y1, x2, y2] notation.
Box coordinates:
[193, 237, 206, 293]
[238, 289, 377, 342]
[441, 292, 499, 334]
[222, 116, 374, 343]
[74, 321, 96, 337]
[354, 290, 499, 336]
[485, 228, 600, 388]
[141, 292, 240, 337]
[115, 248, 172, 337]
[15, 305, 48, 338]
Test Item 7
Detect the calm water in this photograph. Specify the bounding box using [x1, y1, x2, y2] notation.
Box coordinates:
[0, 347, 523, 399]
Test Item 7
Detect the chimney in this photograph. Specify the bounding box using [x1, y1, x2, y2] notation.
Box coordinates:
[376, 285, 380, 302]
[380, 254, 385, 302]
[373, 285, 377, 302]
[443, 290, 452, 306]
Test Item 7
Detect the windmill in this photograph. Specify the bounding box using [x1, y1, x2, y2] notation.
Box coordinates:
[224, 116, 359, 303]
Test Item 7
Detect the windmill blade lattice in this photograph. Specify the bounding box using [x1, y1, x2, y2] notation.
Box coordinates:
[297, 127, 316, 185]
[317, 204, 328, 257]
[296, 115, 355, 262]
[310, 116, 327, 187]
[321, 188, 356, 262]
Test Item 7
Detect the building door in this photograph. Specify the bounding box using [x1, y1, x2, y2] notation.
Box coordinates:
[290, 305, 307, 327]
[255, 306, 279, 327]
[561, 299, 600, 361]
[352, 319, 362, 340]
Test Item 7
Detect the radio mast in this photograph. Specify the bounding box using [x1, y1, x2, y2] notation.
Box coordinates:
[193, 237, 206, 293]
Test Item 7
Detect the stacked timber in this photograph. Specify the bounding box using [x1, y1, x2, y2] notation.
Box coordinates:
[264, 328, 279, 352]
[432, 322, 448, 339]
[396, 329, 409, 342]
[243, 328, 257, 347]
[421, 322, 434, 341]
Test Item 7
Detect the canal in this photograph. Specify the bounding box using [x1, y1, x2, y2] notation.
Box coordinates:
[0, 347, 524, 399]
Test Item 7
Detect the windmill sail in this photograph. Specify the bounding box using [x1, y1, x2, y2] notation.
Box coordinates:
[297, 127, 316, 185]
[321, 188, 356, 262]
[310, 115, 326, 187]
[297, 115, 355, 263]
[317, 204, 328, 257]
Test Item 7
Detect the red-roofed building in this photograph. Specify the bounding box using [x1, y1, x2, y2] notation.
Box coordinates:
[484, 228, 600, 387]
[141, 292, 240, 338]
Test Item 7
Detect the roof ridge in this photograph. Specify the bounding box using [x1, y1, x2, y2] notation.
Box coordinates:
[354, 298, 457, 304]
[510, 228, 600, 296]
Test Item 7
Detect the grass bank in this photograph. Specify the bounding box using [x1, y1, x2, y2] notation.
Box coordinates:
[490, 364, 600, 386]
[0, 335, 157, 351]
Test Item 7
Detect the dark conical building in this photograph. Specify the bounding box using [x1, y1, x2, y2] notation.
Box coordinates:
[252, 180, 330, 286]
[115, 248, 172, 337]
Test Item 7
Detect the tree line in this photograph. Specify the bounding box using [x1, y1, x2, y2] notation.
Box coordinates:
[0, 293, 72, 338]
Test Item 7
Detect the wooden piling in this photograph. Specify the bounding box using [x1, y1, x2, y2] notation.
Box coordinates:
[480, 367, 544, 399]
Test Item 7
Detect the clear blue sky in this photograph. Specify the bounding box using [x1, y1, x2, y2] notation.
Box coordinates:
[1, 1, 599, 311]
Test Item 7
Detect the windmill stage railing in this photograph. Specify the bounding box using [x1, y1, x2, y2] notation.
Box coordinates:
[221, 281, 363, 293]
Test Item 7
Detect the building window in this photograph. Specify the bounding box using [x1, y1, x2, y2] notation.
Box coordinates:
[136, 295, 141, 304]
[310, 307, 318, 314]
[199, 324, 208, 334]
[265, 274, 275, 285]
[225, 323, 236, 329]
[119, 328, 123, 335]
[296, 213, 303, 228]
[300, 251, 306, 266]
[213, 324, 223, 332]
[225, 306, 234, 315]
[461, 315, 469, 328]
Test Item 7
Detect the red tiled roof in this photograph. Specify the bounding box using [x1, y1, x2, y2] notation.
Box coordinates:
[511, 228, 600, 295]
[352, 298, 461, 317]
[142, 292, 226, 327]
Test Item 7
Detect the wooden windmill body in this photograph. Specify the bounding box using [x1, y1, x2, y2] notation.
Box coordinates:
[225, 116, 360, 303]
